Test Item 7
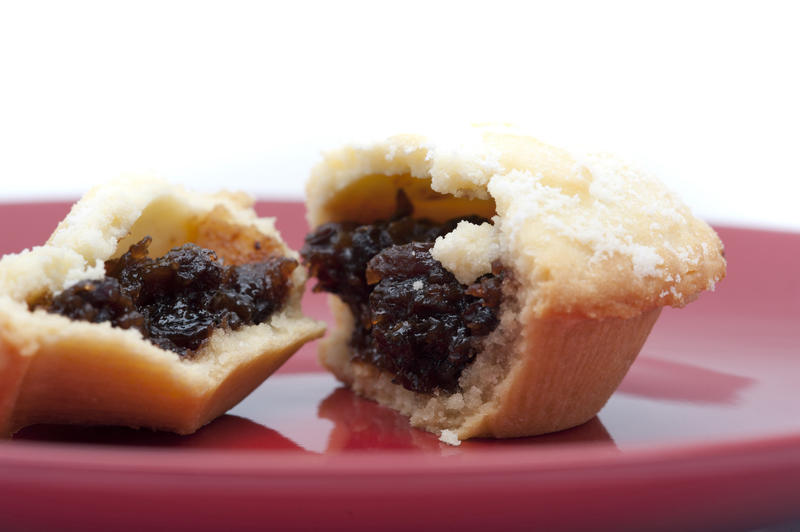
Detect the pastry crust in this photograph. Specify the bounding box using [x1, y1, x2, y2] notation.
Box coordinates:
[0, 177, 325, 436]
[306, 127, 726, 441]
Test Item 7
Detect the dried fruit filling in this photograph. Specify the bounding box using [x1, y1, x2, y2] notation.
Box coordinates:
[32, 237, 297, 356]
[302, 193, 505, 394]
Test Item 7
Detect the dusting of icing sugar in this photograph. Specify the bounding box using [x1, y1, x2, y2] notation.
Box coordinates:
[629, 245, 664, 277]
[424, 128, 505, 194]
[588, 235, 664, 277]
[412, 280, 423, 291]
[642, 202, 686, 225]
[588, 173, 627, 204]
[489, 166, 668, 280]
[582, 154, 686, 227]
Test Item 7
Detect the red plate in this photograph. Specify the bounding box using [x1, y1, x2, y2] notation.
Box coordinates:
[1, 202, 798, 531]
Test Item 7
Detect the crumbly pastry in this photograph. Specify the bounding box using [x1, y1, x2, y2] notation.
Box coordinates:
[304, 127, 726, 443]
[0, 178, 325, 436]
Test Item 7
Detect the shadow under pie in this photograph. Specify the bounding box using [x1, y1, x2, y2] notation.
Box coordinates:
[13, 414, 306, 452]
[617, 356, 754, 405]
[462, 416, 617, 450]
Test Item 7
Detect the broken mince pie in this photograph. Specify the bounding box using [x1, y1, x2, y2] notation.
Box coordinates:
[302, 129, 726, 443]
[0, 178, 324, 435]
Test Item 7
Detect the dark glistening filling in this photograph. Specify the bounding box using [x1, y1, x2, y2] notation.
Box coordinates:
[31, 237, 297, 356]
[301, 192, 504, 394]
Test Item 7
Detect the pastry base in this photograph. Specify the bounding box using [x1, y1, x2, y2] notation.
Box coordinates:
[320, 295, 660, 440]
[0, 300, 323, 436]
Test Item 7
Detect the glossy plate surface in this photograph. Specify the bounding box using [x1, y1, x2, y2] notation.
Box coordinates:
[0, 202, 798, 531]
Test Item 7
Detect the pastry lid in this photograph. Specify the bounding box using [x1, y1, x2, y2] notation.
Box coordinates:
[306, 127, 726, 318]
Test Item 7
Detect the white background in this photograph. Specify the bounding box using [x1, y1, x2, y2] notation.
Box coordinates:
[1, 1, 798, 230]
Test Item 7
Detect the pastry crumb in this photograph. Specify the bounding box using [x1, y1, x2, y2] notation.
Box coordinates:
[431, 221, 500, 285]
[439, 429, 461, 446]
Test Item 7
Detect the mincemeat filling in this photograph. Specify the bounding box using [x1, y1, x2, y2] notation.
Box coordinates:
[32, 237, 297, 356]
[301, 192, 504, 394]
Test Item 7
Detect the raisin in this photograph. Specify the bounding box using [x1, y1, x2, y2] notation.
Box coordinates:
[33, 237, 296, 357]
[301, 191, 504, 394]
[43, 278, 144, 331]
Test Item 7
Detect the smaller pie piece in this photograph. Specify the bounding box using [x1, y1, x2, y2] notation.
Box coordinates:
[303, 128, 726, 443]
[0, 178, 325, 436]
